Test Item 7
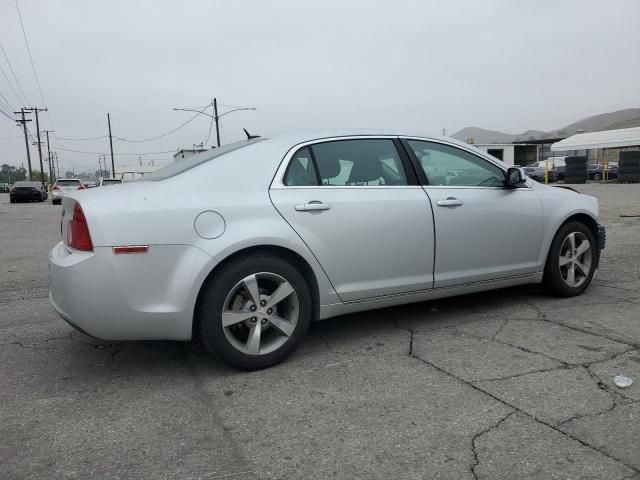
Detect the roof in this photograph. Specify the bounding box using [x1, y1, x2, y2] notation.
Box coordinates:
[512, 137, 566, 145]
[551, 127, 640, 151]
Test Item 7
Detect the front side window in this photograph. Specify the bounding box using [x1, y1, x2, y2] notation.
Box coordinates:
[285, 139, 408, 187]
[407, 140, 505, 187]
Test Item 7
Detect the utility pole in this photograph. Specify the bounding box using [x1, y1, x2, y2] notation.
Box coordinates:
[55, 153, 60, 178]
[14, 108, 33, 180]
[44, 130, 54, 184]
[213, 98, 220, 147]
[107, 113, 115, 178]
[26, 107, 47, 189]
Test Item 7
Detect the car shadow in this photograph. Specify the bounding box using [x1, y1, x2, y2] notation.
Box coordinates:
[62, 284, 548, 375]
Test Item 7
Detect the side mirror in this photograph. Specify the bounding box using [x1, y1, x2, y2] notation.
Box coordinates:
[505, 167, 527, 188]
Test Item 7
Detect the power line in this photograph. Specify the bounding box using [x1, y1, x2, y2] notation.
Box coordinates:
[52, 134, 108, 141]
[14, 0, 53, 128]
[0, 39, 30, 105]
[53, 145, 175, 156]
[115, 105, 211, 143]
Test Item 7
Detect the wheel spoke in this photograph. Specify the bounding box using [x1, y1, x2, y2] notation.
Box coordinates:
[559, 255, 571, 266]
[267, 314, 295, 337]
[265, 282, 295, 309]
[575, 261, 589, 276]
[575, 240, 590, 256]
[246, 324, 261, 355]
[568, 233, 576, 252]
[222, 311, 253, 327]
[566, 264, 576, 286]
[242, 275, 261, 306]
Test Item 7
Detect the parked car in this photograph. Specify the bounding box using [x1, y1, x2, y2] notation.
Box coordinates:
[49, 131, 605, 369]
[551, 165, 565, 182]
[98, 177, 123, 187]
[51, 178, 85, 205]
[522, 166, 546, 182]
[587, 164, 618, 181]
[0, 183, 10, 193]
[9, 181, 47, 202]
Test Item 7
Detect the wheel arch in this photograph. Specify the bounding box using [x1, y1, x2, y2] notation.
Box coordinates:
[542, 211, 599, 269]
[191, 244, 321, 339]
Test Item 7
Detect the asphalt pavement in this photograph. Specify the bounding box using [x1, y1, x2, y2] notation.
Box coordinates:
[1, 184, 640, 480]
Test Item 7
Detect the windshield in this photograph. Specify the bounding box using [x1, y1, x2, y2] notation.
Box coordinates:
[143, 137, 265, 181]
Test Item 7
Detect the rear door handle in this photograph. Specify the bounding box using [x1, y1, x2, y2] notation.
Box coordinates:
[295, 201, 331, 212]
[436, 197, 463, 207]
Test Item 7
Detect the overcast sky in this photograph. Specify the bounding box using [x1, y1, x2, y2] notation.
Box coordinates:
[1, 0, 639, 173]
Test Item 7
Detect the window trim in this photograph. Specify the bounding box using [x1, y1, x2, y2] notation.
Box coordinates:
[273, 136, 419, 189]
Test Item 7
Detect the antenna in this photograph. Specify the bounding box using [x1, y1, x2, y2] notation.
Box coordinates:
[243, 128, 260, 140]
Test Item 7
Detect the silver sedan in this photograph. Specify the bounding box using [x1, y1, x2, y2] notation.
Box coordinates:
[49, 130, 605, 369]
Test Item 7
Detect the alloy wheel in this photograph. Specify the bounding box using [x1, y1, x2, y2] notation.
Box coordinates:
[221, 272, 299, 355]
[559, 232, 592, 288]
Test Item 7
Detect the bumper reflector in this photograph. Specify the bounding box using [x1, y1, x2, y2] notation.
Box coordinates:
[112, 246, 149, 255]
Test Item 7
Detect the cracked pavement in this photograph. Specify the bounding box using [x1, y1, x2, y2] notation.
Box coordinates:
[2, 184, 640, 479]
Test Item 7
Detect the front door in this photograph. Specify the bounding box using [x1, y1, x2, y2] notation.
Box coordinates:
[270, 137, 435, 302]
[403, 139, 544, 288]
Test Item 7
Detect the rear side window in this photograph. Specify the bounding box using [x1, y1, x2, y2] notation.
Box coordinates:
[284, 139, 408, 186]
[284, 147, 318, 186]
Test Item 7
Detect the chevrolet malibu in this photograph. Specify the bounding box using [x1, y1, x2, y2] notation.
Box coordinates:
[49, 130, 605, 369]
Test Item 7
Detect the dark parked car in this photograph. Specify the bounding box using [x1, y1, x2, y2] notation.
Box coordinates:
[587, 164, 617, 180]
[9, 181, 47, 203]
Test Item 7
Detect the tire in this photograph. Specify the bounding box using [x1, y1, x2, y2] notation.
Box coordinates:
[618, 173, 640, 183]
[618, 166, 640, 175]
[564, 175, 586, 184]
[565, 157, 587, 166]
[592, 173, 602, 181]
[10, 198, 15, 203]
[543, 221, 597, 297]
[198, 254, 312, 370]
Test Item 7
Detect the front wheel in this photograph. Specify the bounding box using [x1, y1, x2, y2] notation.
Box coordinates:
[198, 254, 312, 370]
[543, 221, 597, 297]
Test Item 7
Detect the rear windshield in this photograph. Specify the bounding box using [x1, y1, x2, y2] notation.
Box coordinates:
[102, 179, 121, 184]
[143, 137, 265, 181]
[13, 182, 39, 187]
[56, 180, 80, 186]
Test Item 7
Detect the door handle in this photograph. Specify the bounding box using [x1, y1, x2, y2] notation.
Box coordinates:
[295, 201, 331, 212]
[436, 197, 463, 207]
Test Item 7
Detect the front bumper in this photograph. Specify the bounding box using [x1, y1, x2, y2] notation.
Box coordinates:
[49, 241, 214, 341]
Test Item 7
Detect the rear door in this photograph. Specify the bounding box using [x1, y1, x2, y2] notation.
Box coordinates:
[270, 137, 435, 302]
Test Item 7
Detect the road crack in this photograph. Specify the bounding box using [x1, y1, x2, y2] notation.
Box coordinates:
[471, 411, 517, 480]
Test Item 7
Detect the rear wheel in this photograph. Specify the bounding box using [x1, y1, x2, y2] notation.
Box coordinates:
[543, 221, 597, 296]
[198, 254, 312, 370]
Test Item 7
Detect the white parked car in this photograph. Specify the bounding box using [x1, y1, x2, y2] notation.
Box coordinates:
[49, 130, 605, 369]
[98, 177, 123, 187]
[51, 178, 85, 205]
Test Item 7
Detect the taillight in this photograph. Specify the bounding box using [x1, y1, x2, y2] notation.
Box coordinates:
[52, 185, 60, 190]
[78, 185, 85, 190]
[66, 202, 93, 251]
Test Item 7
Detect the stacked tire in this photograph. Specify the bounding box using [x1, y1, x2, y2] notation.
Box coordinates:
[564, 156, 587, 184]
[618, 151, 640, 183]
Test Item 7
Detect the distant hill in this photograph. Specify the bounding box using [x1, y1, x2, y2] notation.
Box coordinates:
[452, 108, 640, 144]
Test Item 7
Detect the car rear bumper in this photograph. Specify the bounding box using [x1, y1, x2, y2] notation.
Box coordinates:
[49, 241, 215, 341]
[10, 192, 41, 200]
